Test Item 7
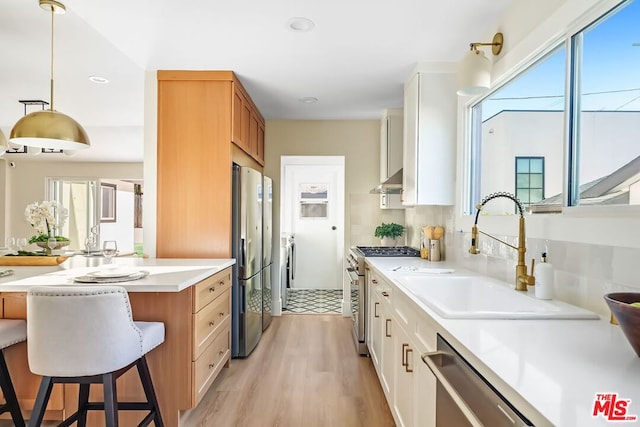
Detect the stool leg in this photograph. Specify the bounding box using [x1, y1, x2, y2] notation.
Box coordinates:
[137, 356, 164, 427]
[0, 351, 25, 427]
[29, 376, 53, 427]
[103, 373, 118, 427]
[77, 383, 90, 427]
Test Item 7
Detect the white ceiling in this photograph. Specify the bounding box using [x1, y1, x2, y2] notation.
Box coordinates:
[0, 0, 513, 162]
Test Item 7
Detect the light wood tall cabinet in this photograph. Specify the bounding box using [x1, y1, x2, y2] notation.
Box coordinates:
[157, 71, 265, 259]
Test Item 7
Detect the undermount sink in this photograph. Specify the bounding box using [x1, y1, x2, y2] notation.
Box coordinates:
[396, 275, 600, 320]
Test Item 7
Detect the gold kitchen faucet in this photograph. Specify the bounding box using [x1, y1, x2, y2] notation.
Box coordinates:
[469, 192, 535, 291]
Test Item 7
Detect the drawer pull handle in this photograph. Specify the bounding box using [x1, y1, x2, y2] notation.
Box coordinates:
[209, 321, 215, 327]
[401, 343, 409, 366]
[385, 319, 391, 337]
[405, 348, 413, 373]
[381, 291, 389, 297]
[374, 302, 379, 318]
[219, 312, 225, 317]
[371, 279, 378, 284]
[209, 287, 216, 293]
[219, 280, 225, 286]
[219, 350, 224, 356]
[208, 363, 215, 369]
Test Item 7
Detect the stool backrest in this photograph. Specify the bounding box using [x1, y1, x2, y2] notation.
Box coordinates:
[27, 286, 144, 377]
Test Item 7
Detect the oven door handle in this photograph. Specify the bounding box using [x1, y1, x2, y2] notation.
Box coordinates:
[421, 351, 484, 427]
[346, 267, 359, 283]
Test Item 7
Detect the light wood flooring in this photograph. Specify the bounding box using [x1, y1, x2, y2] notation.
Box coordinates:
[0, 315, 393, 427]
[181, 314, 395, 427]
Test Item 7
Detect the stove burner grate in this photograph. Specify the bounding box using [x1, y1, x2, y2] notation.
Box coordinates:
[355, 246, 420, 257]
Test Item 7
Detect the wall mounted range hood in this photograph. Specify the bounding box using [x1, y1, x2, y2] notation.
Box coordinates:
[370, 169, 402, 194]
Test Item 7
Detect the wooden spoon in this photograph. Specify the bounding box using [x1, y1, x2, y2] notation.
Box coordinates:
[422, 226, 434, 240]
[433, 226, 444, 240]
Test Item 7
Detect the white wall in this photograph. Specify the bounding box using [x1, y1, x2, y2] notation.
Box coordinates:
[2, 160, 142, 248]
[264, 120, 405, 313]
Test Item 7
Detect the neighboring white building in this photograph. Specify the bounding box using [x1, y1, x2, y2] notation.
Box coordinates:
[479, 110, 640, 213]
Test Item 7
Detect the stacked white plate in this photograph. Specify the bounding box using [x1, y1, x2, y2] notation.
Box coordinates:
[74, 268, 148, 283]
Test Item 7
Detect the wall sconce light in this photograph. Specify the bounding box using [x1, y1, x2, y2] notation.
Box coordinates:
[457, 32, 504, 96]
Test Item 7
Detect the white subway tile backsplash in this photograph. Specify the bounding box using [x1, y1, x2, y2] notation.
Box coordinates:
[404, 205, 640, 317]
[348, 193, 405, 247]
[611, 246, 640, 288]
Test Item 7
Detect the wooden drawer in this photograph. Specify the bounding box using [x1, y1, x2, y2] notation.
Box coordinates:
[192, 325, 230, 405]
[193, 289, 231, 359]
[193, 268, 231, 312]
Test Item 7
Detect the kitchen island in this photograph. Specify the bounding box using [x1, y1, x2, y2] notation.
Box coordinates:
[0, 257, 235, 427]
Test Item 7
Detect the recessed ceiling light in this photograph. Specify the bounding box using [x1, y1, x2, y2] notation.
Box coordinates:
[299, 97, 318, 104]
[89, 75, 109, 84]
[287, 17, 315, 32]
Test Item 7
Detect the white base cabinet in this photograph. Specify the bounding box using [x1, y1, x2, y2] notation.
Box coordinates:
[366, 264, 436, 427]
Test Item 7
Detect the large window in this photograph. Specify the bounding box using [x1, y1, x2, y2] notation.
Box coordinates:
[468, 0, 640, 213]
[571, 0, 640, 207]
[469, 46, 565, 215]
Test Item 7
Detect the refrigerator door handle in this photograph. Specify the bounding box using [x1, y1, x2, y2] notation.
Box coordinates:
[240, 238, 246, 268]
[240, 281, 245, 314]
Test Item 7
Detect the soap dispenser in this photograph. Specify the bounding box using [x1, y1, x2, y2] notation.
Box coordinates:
[534, 252, 554, 300]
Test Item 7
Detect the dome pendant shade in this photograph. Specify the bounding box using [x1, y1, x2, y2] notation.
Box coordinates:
[10, 110, 90, 150]
[9, 0, 90, 151]
[457, 49, 491, 96]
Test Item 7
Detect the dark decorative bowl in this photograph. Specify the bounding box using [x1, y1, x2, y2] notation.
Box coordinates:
[604, 293, 640, 357]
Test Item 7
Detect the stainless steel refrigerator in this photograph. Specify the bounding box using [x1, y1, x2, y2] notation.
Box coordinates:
[262, 175, 273, 331]
[231, 164, 265, 357]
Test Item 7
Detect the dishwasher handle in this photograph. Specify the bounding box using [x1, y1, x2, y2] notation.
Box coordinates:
[422, 351, 484, 427]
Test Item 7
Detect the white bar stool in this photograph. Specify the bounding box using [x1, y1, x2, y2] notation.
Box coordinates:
[27, 286, 165, 427]
[0, 319, 27, 427]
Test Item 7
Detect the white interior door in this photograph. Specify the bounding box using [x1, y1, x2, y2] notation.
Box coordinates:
[282, 158, 344, 291]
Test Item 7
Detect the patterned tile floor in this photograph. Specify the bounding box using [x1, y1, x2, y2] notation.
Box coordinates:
[283, 289, 343, 314]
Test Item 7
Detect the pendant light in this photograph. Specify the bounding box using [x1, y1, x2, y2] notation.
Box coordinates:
[9, 0, 90, 151]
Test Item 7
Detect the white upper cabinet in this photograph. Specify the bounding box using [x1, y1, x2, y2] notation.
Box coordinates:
[402, 72, 456, 206]
[380, 108, 404, 182]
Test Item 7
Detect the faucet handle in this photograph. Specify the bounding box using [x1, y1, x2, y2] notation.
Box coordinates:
[530, 258, 535, 276]
[469, 225, 480, 254]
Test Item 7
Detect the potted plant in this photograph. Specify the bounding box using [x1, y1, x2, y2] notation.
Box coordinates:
[25, 201, 70, 255]
[374, 222, 405, 247]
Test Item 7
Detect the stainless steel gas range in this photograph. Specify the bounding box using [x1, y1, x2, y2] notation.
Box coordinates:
[346, 246, 420, 355]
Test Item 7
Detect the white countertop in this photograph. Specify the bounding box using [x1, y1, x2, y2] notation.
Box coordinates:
[365, 257, 640, 427]
[0, 257, 236, 292]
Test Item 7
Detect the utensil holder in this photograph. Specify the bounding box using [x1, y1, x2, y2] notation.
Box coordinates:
[428, 240, 441, 262]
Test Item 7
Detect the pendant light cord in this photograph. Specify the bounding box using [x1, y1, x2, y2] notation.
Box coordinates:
[50, 7, 54, 111]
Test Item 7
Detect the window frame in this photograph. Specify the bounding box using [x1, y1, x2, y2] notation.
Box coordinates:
[463, 0, 637, 217]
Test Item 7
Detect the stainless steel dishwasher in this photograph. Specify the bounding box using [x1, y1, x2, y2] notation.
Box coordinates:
[422, 335, 534, 426]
